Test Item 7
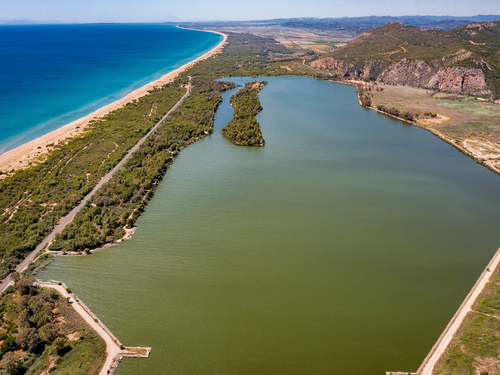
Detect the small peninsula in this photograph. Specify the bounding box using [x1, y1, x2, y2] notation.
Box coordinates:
[221, 81, 267, 146]
[0, 275, 106, 374]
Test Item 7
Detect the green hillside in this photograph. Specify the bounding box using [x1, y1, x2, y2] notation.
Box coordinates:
[321, 21, 500, 96]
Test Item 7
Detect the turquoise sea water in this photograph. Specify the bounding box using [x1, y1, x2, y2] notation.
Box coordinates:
[0, 24, 221, 154]
[38, 76, 500, 374]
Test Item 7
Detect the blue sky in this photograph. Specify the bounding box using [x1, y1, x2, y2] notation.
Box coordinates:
[1, 0, 499, 23]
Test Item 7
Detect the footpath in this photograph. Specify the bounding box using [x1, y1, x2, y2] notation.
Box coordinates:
[0, 78, 192, 295]
[37, 282, 150, 375]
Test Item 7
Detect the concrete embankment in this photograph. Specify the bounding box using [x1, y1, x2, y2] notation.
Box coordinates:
[387, 246, 500, 375]
[37, 282, 151, 375]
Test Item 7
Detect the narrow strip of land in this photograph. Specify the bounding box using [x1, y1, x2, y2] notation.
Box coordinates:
[387, 247, 500, 375]
[37, 282, 150, 375]
[418, 247, 500, 374]
[0, 78, 192, 294]
[0, 31, 227, 175]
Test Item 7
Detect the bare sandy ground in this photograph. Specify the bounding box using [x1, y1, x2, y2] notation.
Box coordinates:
[0, 30, 227, 176]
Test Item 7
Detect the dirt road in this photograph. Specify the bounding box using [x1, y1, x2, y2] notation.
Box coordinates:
[0, 78, 192, 294]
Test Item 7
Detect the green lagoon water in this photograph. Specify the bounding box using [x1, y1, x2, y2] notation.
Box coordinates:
[38, 76, 500, 374]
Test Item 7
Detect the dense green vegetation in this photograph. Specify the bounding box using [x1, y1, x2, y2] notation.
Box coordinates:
[49, 79, 235, 253]
[0, 275, 105, 374]
[187, 32, 297, 79]
[221, 81, 267, 146]
[0, 83, 187, 277]
[0, 32, 297, 268]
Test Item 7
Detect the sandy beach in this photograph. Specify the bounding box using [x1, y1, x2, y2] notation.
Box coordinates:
[0, 29, 227, 176]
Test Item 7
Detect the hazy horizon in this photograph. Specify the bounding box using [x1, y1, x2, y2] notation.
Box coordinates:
[1, 0, 499, 23]
[1, 14, 500, 25]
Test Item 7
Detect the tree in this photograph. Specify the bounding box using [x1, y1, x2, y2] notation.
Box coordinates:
[10, 273, 20, 284]
[1, 352, 21, 375]
[16, 327, 41, 353]
[16, 297, 28, 313]
[17, 310, 30, 328]
[39, 323, 59, 344]
[15, 277, 34, 296]
[0, 336, 16, 353]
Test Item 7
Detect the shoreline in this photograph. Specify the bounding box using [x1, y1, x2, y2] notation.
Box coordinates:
[0, 29, 227, 176]
[5, 30, 499, 374]
[37, 282, 151, 375]
[386, 246, 500, 375]
[345, 79, 500, 177]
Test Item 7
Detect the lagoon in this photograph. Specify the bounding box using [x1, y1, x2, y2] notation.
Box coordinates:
[38, 76, 500, 374]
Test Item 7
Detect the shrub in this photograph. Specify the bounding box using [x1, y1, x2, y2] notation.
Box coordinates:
[360, 95, 372, 107]
[10, 273, 20, 284]
[16, 327, 42, 353]
[39, 323, 59, 344]
[386, 107, 400, 117]
[0, 336, 16, 353]
[401, 111, 414, 121]
[52, 337, 69, 356]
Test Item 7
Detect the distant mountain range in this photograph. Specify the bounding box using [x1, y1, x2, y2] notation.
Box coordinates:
[177, 15, 500, 32]
[277, 15, 500, 32]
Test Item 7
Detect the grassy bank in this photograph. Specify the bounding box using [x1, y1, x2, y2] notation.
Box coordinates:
[433, 265, 500, 375]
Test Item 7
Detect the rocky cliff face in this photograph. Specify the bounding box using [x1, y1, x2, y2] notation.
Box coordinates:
[309, 58, 388, 79]
[377, 59, 433, 87]
[311, 56, 488, 95]
[426, 67, 487, 93]
[359, 60, 390, 80]
[310, 58, 347, 74]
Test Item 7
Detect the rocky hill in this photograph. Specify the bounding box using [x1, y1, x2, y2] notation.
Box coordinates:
[310, 21, 500, 97]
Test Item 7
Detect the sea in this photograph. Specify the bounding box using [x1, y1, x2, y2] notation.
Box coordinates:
[0, 24, 222, 155]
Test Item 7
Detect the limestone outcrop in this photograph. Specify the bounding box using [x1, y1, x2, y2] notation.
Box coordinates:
[311, 56, 489, 95]
[425, 67, 487, 93]
[377, 59, 433, 87]
[310, 57, 346, 73]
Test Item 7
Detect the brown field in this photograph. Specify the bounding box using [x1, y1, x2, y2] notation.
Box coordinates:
[199, 25, 354, 54]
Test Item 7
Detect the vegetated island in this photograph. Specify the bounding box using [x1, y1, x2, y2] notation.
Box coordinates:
[221, 81, 267, 146]
[0, 32, 291, 273]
